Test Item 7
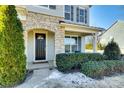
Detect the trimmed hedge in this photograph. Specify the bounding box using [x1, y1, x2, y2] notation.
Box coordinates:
[81, 60, 124, 78]
[56, 53, 105, 72]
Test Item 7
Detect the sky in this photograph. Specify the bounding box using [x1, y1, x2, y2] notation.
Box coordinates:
[90, 5, 124, 29]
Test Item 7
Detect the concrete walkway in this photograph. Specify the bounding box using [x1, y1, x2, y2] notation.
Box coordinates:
[16, 68, 53, 88]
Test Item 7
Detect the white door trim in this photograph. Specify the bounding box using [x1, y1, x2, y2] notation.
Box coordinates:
[33, 30, 48, 62]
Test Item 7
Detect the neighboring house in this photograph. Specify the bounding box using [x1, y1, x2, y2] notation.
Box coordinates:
[16, 5, 103, 65]
[100, 20, 124, 54]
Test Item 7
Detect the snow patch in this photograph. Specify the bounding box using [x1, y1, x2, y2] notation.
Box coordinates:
[46, 70, 63, 79]
[37, 69, 97, 88]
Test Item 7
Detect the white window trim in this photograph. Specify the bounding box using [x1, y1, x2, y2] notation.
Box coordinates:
[33, 30, 48, 62]
[77, 7, 86, 24]
[65, 35, 79, 53]
[64, 5, 73, 22]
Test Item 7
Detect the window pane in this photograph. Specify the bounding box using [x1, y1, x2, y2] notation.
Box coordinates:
[71, 37, 77, 45]
[80, 9, 84, 16]
[65, 5, 71, 12]
[65, 13, 70, 20]
[49, 5, 56, 9]
[40, 5, 48, 7]
[70, 38, 75, 45]
[65, 36, 78, 45]
[65, 36, 70, 45]
[80, 16, 84, 22]
[72, 45, 77, 52]
[65, 45, 70, 53]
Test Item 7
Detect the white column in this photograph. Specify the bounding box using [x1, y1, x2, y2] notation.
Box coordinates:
[81, 36, 85, 53]
[93, 33, 97, 53]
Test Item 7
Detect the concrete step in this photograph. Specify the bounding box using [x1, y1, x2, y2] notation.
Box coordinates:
[27, 63, 50, 70]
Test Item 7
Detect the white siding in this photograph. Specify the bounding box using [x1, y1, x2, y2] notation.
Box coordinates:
[100, 21, 124, 54]
[26, 5, 64, 17]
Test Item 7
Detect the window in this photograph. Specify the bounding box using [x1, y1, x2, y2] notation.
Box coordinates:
[41, 5, 48, 7]
[40, 5, 49, 8]
[65, 36, 80, 53]
[77, 7, 87, 24]
[79, 9, 85, 22]
[49, 5, 56, 9]
[39, 5, 56, 10]
[64, 5, 73, 21]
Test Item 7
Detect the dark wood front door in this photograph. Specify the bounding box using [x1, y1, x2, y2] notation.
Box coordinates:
[35, 33, 46, 60]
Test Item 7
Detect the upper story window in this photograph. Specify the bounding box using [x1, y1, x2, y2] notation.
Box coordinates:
[41, 5, 49, 7]
[77, 7, 87, 24]
[64, 5, 73, 21]
[49, 5, 56, 9]
[39, 5, 56, 10]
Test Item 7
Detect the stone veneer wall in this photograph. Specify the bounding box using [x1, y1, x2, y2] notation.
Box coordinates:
[25, 12, 65, 55]
[16, 5, 65, 57]
[18, 9, 65, 56]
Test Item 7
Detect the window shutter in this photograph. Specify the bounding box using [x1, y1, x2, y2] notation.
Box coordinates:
[85, 9, 87, 24]
[76, 7, 79, 22]
[71, 6, 74, 21]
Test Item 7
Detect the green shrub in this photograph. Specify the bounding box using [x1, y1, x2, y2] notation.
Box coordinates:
[103, 60, 124, 74]
[0, 5, 26, 87]
[81, 61, 107, 78]
[103, 60, 117, 74]
[56, 53, 104, 72]
[103, 39, 121, 60]
[81, 60, 124, 78]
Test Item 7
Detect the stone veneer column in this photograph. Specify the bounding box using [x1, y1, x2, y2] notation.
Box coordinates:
[55, 26, 65, 54]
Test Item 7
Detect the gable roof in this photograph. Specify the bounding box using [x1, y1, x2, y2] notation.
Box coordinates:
[99, 20, 124, 37]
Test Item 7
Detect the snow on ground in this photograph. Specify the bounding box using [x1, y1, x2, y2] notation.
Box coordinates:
[17, 69, 124, 88]
[33, 70, 95, 88]
[35, 70, 106, 88]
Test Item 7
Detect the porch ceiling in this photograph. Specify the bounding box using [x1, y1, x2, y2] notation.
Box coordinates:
[60, 22, 102, 34]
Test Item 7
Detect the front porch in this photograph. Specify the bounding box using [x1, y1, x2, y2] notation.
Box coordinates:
[62, 22, 101, 53]
[23, 22, 102, 70]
